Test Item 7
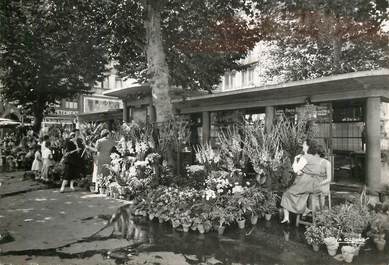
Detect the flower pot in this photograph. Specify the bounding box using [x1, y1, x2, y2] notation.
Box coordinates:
[353, 246, 360, 256]
[218, 226, 226, 235]
[250, 215, 259, 225]
[326, 245, 338, 256]
[149, 214, 154, 221]
[158, 217, 164, 224]
[204, 223, 212, 233]
[198, 224, 205, 234]
[182, 224, 191, 232]
[172, 220, 180, 229]
[265, 214, 272, 221]
[374, 238, 386, 251]
[312, 244, 320, 252]
[237, 219, 246, 229]
[341, 246, 355, 263]
[343, 253, 354, 263]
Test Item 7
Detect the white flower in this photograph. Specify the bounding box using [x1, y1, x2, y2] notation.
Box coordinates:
[232, 185, 244, 194]
[134, 160, 148, 169]
[110, 153, 120, 160]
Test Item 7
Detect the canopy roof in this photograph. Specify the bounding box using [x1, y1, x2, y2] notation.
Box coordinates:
[103, 84, 151, 99]
[173, 69, 389, 114]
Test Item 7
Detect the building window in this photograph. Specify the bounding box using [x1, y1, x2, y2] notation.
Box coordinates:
[242, 71, 247, 87]
[241, 68, 254, 87]
[224, 73, 230, 90]
[102, 77, 110, 90]
[65, 101, 78, 109]
[248, 68, 254, 85]
[115, 77, 123, 89]
[224, 72, 236, 90]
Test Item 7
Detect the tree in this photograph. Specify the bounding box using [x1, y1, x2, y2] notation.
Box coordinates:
[253, 0, 389, 81]
[0, 0, 110, 132]
[107, 0, 261, 122]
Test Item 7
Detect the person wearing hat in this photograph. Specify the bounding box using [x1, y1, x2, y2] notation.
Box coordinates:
[88, 129, 115, 193]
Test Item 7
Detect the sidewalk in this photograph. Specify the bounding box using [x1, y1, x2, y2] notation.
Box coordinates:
[0, 171, 130, 264]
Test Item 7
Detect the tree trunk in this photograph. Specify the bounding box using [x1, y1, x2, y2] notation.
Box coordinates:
[32, 101, 45, 133]
[331, 19, 342, 73]
[332, 37, 342, 73]
[144, 0, 173, 123]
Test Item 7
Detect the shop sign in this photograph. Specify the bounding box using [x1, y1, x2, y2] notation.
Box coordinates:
[316, 104, 331, 122]
[43, 116, 74, 124]
[276, 107, 296, 119]
[83, 96, 123, 113]
[55, 109, 79, 116]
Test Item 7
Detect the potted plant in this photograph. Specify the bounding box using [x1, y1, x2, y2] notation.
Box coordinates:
[323, 237, 339, 256]
[244, 186, 266, 225]
[304, 225, 324, 251]
[344, 232, 367, 256]
[210, 204, 234, 235]
[262, 191, 278, 221]
[229, 192, 249, 229]
[97, 174, 112, 195]
[179, 211, 192, 232]
[341, 245, 356, 263]
[369, 210, 389, 251]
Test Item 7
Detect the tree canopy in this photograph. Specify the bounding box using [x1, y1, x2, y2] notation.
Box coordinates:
[0, 0, 111, 131]
[109, 0, 261, 92]
[253, 0, 389, 81]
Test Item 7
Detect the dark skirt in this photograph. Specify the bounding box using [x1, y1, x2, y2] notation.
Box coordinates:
[62, 153, 80, 181]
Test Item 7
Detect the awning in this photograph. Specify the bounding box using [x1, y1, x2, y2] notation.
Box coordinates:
[103, 83, 151, 98]
[0, 118, 21, 127]
[173, 69, 389, 114]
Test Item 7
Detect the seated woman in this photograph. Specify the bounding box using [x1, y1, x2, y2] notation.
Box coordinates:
[280, 139, 330, 224]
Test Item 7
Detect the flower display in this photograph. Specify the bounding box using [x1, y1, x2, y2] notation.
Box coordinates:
[195, 144, 221, 169]
[304, 225, 325, 246]
[135, 141, 149, 154]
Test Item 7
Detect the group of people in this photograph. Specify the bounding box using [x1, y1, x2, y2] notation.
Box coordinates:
[27, 132, 85, 192]
[280, 139, 332, 224]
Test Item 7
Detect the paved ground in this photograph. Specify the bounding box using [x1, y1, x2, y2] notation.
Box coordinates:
[0, 171, 131, 264]
[0, 171, 388, 265]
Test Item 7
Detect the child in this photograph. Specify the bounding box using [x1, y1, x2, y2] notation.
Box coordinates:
[31, 145, 43, 179]
[41, 141, 53, 182]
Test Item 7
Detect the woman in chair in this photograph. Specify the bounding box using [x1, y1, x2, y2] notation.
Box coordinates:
[280, 139, 330, 224]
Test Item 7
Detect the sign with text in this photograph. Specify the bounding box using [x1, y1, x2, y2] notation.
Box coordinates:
[55, 109, 79, 116]
[83, 96, 123, 113]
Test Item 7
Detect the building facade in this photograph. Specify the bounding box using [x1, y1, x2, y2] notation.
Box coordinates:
[43, 62, 134, 126]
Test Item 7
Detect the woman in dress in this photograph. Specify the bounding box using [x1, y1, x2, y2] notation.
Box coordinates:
[280, 139, 330, 224]
[60, 139, 79, 193]
[41, 141, 53, 182]
[88, 129, 115, 193]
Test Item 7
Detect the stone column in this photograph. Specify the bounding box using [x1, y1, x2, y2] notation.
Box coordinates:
[148, 104, 156, 123]
[122, 100, 128, 122]
[265, 106, 275, 132]
[366, 97, 381, 191]
[202, 111, 210, 145]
